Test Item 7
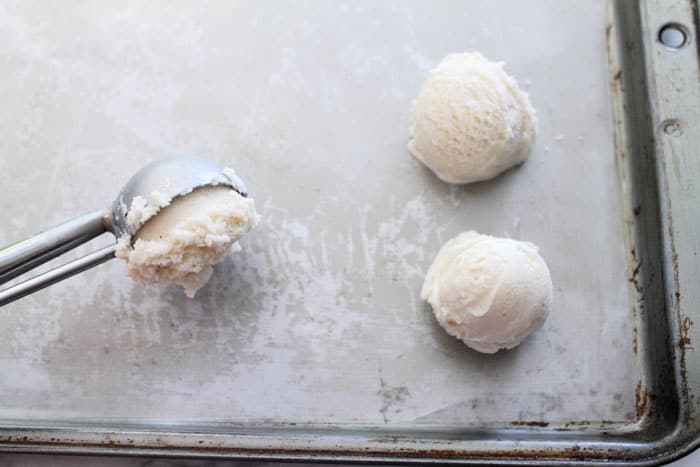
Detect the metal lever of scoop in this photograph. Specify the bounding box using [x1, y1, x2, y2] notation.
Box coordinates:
[0, 245, 116, 307]
[0, 210, 116, 306]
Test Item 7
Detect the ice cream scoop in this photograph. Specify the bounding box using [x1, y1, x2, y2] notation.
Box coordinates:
[0, 157, 252, 306]
[421, 231, 552, 353]
[116, 185, 258, 298]
[408, 52, 537, 184]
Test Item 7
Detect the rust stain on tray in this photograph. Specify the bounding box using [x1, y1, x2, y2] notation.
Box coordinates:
[681, 316, 693, 347]
[628, 248, 643, 294]
[0, 434, 640, 462]
[634, 381, 657, 420]
[511, 421, 549, 428]
[629, 250, 641, 278]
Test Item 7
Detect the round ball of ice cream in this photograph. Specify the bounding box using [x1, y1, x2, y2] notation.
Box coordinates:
[408, 52, 537, 184]
[421, 231, 551, 353]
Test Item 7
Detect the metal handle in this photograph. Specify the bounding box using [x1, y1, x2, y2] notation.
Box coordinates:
[0, 244, 116, 306]
[0, 210, 111, 285]
[0, 209, 117, 306]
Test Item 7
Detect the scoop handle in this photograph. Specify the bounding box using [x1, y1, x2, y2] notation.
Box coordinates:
[0, 244, 116, 306]
[0, 209, 112, 285]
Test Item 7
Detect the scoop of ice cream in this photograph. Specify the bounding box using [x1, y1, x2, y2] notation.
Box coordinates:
[408, 52, 537, 184]
[421, 231, 551, 353]
[115, 185, 259, 298]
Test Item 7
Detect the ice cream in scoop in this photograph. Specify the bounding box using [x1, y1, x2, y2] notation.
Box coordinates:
[115, 185, 259, 298]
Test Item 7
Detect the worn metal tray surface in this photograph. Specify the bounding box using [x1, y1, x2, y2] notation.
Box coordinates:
[0, 0, 698, 464]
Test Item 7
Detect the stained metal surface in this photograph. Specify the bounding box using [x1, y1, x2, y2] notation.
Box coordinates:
[0, 0, 697, 464]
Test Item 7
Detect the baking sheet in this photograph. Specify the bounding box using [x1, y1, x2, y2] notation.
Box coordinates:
[0, 0, 635, 428]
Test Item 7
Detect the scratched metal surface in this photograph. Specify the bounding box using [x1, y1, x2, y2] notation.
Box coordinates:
[0, 0, 635, 430]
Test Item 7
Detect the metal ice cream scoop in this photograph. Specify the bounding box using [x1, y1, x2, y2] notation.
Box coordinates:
[0, 157, 246, 306]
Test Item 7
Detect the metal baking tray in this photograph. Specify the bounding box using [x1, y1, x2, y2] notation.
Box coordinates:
[0, 0, 698, 464]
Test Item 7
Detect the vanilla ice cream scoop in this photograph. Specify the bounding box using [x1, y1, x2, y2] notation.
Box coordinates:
[116, 186, 258, 298]
[408, 52, 537, 184]
[0, 157, 257, 306]
[421, 231, 552, 353]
